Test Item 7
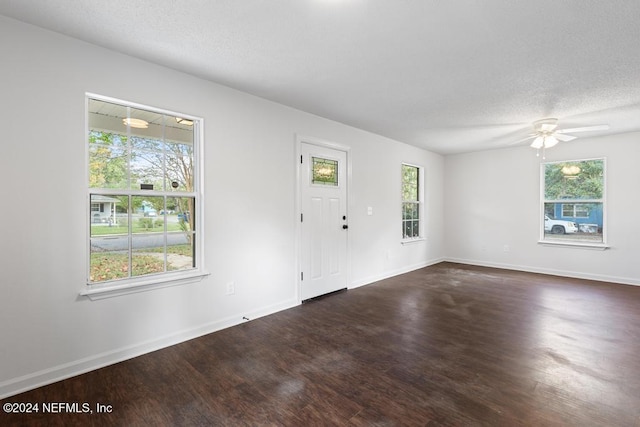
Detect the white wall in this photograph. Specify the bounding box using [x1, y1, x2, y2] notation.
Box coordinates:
[444, 132, 640, 285]
[0, 16, 444, 397]
[349, 136, 444, 286]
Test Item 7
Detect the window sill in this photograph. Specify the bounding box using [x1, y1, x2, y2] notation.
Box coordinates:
[80, 270, 210, 300]
[537, 240, 609, 251]
[401, 237, 426, 245]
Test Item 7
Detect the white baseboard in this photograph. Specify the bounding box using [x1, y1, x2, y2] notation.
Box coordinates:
[0, 298, 299, 400]
[444, 257, 640, 287]
[349, 257, 446, 289]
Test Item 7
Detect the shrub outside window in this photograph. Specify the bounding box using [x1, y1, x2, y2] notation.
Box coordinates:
[542, 158, 605, 244]
[87, 95, 202, 287]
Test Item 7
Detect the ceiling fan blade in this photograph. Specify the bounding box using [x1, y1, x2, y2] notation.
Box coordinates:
[556, 124, 609, 134]
[507, 134, 536, 145]
[554, 133, 577, 142]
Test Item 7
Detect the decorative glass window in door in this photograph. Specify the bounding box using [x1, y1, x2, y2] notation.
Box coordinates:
[312, 157, 338, 186]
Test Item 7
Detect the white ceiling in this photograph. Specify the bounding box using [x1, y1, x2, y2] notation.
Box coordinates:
[3, 0, 640, 154]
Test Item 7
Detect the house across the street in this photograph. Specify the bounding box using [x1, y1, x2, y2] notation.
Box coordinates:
[90, 195, 119, 223]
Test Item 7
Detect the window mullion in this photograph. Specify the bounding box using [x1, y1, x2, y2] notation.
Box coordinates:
[162, 115, 167, 273]
[128, 194, 133, 279]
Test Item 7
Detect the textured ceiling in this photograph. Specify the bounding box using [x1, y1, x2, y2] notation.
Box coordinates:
[2, 0, 640, 154]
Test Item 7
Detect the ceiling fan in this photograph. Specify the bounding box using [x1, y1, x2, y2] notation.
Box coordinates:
[518, 118, 609, 153]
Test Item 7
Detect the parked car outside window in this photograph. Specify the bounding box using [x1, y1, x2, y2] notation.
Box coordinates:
[544, 215, 578, 234]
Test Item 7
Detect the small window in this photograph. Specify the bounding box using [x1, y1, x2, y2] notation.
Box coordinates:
[402, 164, 423, 240]
[312, 157, 338, 186]
[542, 158, 605, 244]
[562, 203, 590, 218]
[87, 95, 202, 287]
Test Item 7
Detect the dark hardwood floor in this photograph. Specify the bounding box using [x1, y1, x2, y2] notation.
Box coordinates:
[3, 262, 640, 426]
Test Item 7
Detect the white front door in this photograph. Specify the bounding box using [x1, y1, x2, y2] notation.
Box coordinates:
[300, 142, 348, 301]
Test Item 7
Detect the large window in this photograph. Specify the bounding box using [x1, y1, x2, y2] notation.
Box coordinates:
[402, 163, 423, 240]
[542, 158, 605, 244]
[87, 95, 202, 288]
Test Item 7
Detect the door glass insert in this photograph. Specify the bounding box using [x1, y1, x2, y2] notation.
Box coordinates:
[312, 157, 338, 186]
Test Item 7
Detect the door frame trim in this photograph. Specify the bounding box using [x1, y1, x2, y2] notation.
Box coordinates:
[295, 134, 352, 303]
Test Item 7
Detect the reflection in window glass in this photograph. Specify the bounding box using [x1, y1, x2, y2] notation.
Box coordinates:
[165, 142, 194, 192]
[88, 134, 128, 189]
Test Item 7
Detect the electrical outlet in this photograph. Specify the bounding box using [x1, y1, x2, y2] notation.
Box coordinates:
[226, 282, 235, 295]
[503, 245, 510, 252]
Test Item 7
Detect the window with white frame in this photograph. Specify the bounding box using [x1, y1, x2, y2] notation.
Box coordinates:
[87, 95, 202, 286]
[401, 163, 423, 240]
[561, 203, 590, 218]
[542, 158, 605, 244]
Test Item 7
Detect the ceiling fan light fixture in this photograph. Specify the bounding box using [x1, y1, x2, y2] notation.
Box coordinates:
[562, 165, 581, 176]
[531, 136, 544, 149]
[175, 117, 193, 126]
[544, 135, 559, 148]
[122, 118, 149, 129]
